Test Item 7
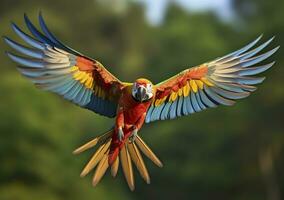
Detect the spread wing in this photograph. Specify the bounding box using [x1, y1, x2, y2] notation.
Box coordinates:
[4, 13, 125, 118]
[146, 36, 279, 123]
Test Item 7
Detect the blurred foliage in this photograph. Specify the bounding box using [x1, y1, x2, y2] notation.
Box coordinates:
[0, 0, 283, 200]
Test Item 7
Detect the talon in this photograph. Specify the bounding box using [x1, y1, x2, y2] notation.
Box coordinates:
[118, 127, 124, 141]
[129, 128, 138, 143]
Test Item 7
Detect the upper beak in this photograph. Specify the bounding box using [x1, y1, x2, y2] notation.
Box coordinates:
[136, 86, 147, 102]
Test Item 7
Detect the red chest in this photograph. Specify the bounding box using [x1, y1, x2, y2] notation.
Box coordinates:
[119, 89, 151, 124]
[124, 103, 148, 124]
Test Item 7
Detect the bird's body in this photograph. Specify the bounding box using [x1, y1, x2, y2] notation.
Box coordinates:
[109, 79, 154, 164]
[4, 13, 279, 191]
[118, 83, 152, 126]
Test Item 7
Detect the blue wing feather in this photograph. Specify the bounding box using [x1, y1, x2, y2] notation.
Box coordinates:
[195, 91, 207, 110]
[199, 90, 217, 108]
[169, 100, 178, 119]
[239, 62, 274, 76]
[38, 12, 81, 55]
[241, 47, 279, 68]
[146, 36, 278, 123]
[11, 23, 45, 50]
[6, 52, 44, 68]
[161, 102, 172, 120]
[190, 92, 202, 112]
[145, 106, 154, 123]
[5, 13, 118, 118]
[185, 96, 195, 114]
[176, 97, 183, 117]
[3, 37, 43, 59]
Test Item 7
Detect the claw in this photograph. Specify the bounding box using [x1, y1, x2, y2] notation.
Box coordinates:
[129, 128, 138, 143]
[118, 127, 124, 141]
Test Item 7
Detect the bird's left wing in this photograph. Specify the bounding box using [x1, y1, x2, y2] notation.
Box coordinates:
[146, 36, 279, 123]
[4, 13, 125, 118]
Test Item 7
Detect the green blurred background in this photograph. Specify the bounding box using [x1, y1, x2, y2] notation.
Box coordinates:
[0, 0, 283, 199]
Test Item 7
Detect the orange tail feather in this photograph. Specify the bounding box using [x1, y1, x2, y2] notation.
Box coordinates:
[73, 128, 163, 191]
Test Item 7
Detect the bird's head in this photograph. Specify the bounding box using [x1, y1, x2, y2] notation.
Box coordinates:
[132, 78, 154, 102]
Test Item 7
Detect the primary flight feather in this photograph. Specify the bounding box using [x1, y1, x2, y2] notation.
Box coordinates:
[4, 13, 279, 191]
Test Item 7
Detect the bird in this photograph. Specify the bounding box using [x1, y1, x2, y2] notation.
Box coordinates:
[3, 13, 279, 191]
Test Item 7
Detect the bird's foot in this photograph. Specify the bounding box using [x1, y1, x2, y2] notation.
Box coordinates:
[129, 128, 138, 143]
[118, 127, 124, 141]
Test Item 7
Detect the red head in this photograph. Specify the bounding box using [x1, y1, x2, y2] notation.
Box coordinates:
[132, 78, 154, 102]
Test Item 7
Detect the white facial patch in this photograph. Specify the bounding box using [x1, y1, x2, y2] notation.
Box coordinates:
[146, 83, 153, 99]
[132, 82, 153, 101]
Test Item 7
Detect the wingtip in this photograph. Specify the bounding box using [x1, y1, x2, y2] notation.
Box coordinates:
[270, 35, 277, 41]
[271, 35, 275, 40]
[38, 11, 46, 24]
[5, 51, 16, 62]
[2, 36, 14, 45]
[23, 12, 28, 19]
[10, 21, 17, 28]
[10, 22, 21, 33]
[5, 51, 12, 57]
[23, 13, 31, 24]
[39, 10, 45, 19]
[39, 11, 44, 20]
[255, 34, 263, 43]
[2, 35, 8, 41]
[266, 36, 275, 44]
[259, 77, 266, 84]
[2, 36, 11, 46]
[270, 46, 280, 55]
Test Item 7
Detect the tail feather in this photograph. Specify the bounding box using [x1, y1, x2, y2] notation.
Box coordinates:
[80, 139, 111, 177]
[74, 129, 163, 191]
[73, 129, 113, 154]
[135, 135, 163, 168]
[110, 156, 119, 177]
[127, 142, 150, 184]
[120, 145, 135, 191]
[92, 151, 109, 187]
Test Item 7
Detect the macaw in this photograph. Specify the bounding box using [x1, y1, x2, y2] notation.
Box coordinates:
[4, 13, 279, 191]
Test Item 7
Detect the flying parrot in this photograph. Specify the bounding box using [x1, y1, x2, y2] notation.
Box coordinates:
[4, 13, 279, 191]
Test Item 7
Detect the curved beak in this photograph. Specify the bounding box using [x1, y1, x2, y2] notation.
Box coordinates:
[136, 86, 147, 102]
